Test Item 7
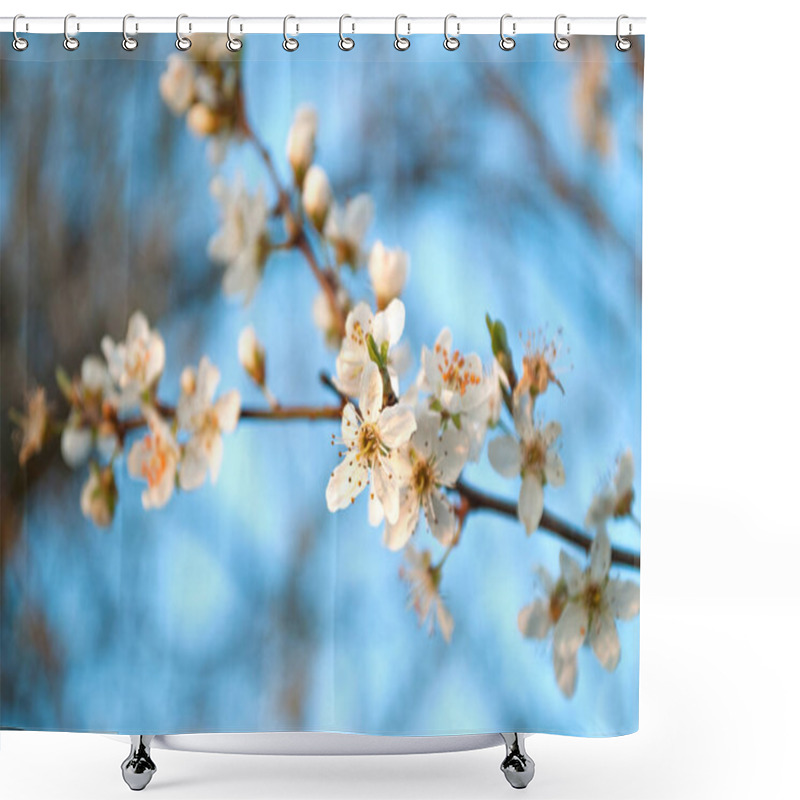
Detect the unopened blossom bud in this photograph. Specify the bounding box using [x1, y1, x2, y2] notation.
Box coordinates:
[187, 103, 222, 137]
[180, 365, 197, 397]
[368, 241, 409, 310]
[238, 325, 266, 387]
[302, 165, 332, 232]
[80, 463, 118, 528]
[286, 105, 317, 184]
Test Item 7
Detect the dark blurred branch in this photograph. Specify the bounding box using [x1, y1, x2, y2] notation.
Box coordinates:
[481, 64, 640, 271]
[456, 479, 640, 570]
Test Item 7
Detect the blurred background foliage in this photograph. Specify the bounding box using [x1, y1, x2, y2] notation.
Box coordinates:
[1, 34, 642, 735]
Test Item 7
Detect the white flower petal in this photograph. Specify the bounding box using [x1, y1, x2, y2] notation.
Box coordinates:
[373, 463, 400, 525]
[426, 490, 457, 546]
[545, 452, 566, 487]
[383, 490, 419, 551]
[373, 298, 405, 347]
[215, 390, 241, 432]
[325, 456, 368, 511]
[559, 551, 585, 595]
[518, 473, 544, 534]
[554, 652, 579, 698]
[359, 362, 384, 423]
[518, 599, 553, 640]
[590, 529, 612, 582]
[488, 435, 522, 478]
[378, 404, 417, 449]
[608, 579, 640, 620]
[61, 425, 93, 469]
[590, 608, 621, 672]
[436, 424, 470, 486]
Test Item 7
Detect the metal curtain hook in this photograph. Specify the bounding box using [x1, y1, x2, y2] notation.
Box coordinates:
[122, 14, 138, 51]
[443, 14, 460, 51]
[227, 15, 243, 51]
[394, 15, 410, 50]
[12, 14, 28, 51]
[616, 14, 632, 51]
[175, 14, 191, 50]
[63, 13, 79, 51]
[499, 14, 516, 51]
[339, 14, 355, 50]
[283, 15, 299, 51]
[553, 14, 570, 51]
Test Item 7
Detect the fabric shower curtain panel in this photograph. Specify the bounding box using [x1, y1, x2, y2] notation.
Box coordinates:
[0, 33, 643, 738]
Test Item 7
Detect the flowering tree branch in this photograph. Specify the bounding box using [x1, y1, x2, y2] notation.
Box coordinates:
[455, 479, 640, 570]
[8, 41, 641, 699]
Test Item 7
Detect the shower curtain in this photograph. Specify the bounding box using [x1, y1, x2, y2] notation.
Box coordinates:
[0, 33, 643, 737]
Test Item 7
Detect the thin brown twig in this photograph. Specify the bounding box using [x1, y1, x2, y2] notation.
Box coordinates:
[239, 112, 347, 340]
[455, 479, 640, 570]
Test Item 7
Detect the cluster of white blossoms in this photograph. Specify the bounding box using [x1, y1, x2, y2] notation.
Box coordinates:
[208, 174, 270, 304]
[159, 35, 242, 163]
[13, 90, 641, 689]
[518, 529, 640, 697]
[49, 311, 241, 526]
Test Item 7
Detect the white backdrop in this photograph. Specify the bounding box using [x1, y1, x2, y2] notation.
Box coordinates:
[1, 1, 798, 798]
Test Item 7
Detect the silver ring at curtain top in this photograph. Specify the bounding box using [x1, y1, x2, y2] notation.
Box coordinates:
[499, 14, 516, 51]
[175, 14, 191, 51]
[227, 15, 242, 51]
[122, 14, 138, 51]
[12, 14, 28, 51]
[443, 14, 459, 51]
[63, 13, 79, 51]
[616, 15, 632, 51]
[283, 15, 299, 51]
[394, 15, 410, 51]
[339, 15, 354, 51]
[553, 14, 570, 51]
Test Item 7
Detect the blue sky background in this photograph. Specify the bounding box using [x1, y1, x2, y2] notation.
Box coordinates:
[1, 33, 642, 736]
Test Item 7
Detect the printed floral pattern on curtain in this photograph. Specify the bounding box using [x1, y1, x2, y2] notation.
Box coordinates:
[0, 33, 643, 736]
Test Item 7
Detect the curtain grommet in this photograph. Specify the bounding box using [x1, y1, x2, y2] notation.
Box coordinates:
[553, 14, 570, 51]
[121, 14, 138, 51]
[499, 14, 516, 51]
[283, 15, 299, 52]
[443, 14, 460, 51]
[63, 13, 80, 51]
[616, 15, 632, 51]
[175, 14, 191, 51]
[12, 15, 29, 51]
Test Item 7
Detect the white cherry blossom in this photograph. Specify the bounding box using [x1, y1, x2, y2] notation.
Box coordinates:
[518, 565, 569, 647]
[384, 411, 469, 550]
[334, 299, 405, 397]
[399, 545, 454, 643]
[488, 396, 565, 534]
[551, 531, 640, 697]
[101, 311, 166, 411]
[127, 410, 180, 510]
[324, 194, 374, 269]
[419, 328, 495, 461]
[585, 449, 636, 534]
[208, 174, 270, 304]
[368, 241, 409, 310]
[177, 357, 241, 490]
[326, 362, 416, 525]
